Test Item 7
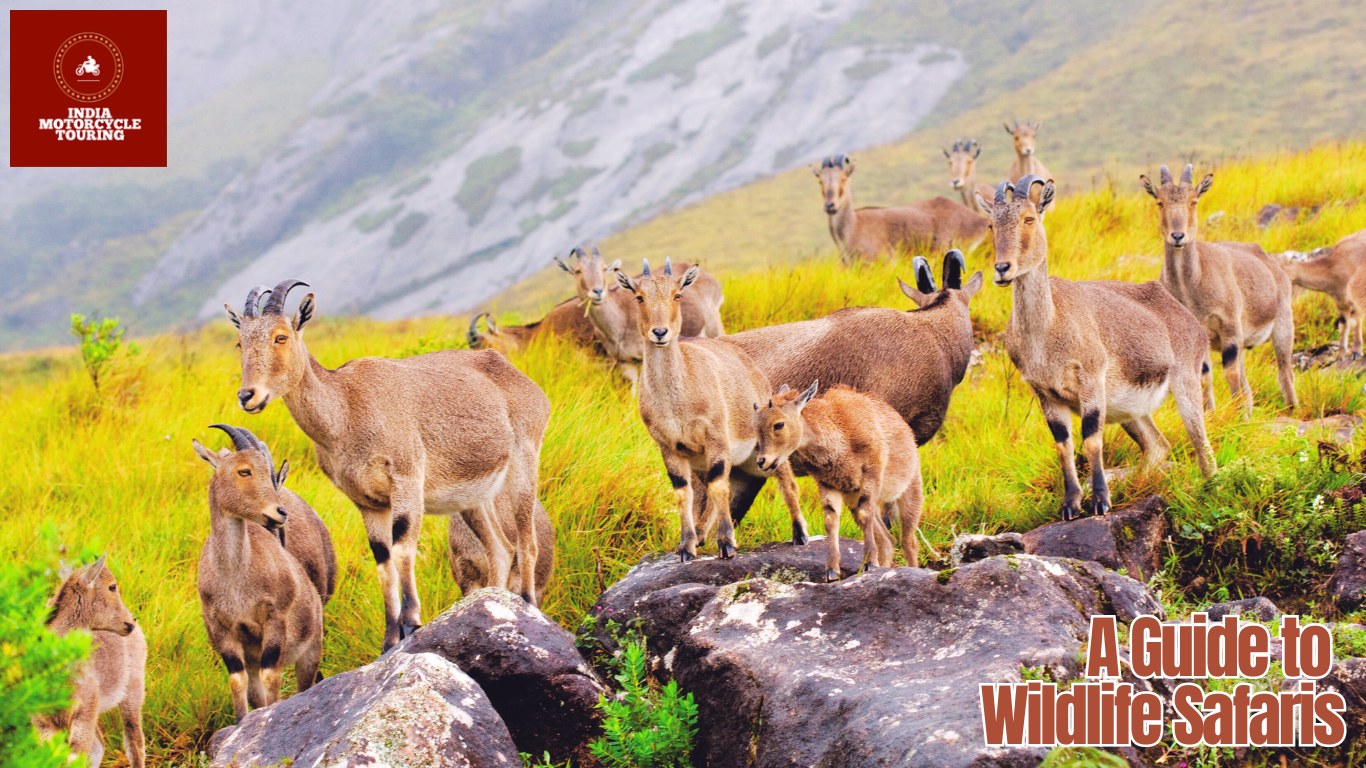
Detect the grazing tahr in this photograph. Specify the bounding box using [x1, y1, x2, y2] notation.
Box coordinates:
[615, 258, 806, 561]
[193, 425, 335, 722]
[556, 246, 725, 382]
[467, 299, 599, 354]
[227, 279, 554, 652]
[32, 556, 146, 768]
[1004, 121, 1052, 184]
[722, 250, 981, 524]
[1279, 229, 1366, 357]
[755, 381, 923, 580]
[813, 154, 988, 264]
[943, 139, 996, 214]
[981, 175, 1216, 520]
[1141, 164, 1297, 415]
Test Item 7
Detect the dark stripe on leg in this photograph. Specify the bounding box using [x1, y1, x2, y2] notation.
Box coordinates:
[1046, 419, 1069, 443]
[667, 471, 688, 489]
[391, 515, 410, 543]
[221, 653, 245, 674]
[1081, 411, 1101, 440]
[1222, 345, 1239, 366]
[259, 645, 281, 670]
[1201, 361, 1210, 375]
[369, 540, 391, 565]
[706, 461, 726, 484]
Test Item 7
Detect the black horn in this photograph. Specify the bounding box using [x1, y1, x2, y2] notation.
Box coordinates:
[913, 256, 937, 293]
[943, 249, 966, 290]
[244, 285, 271, 318]
[995, 180, 1013, 205]
[263, 279, 309, 316]
[209, 424, 256, 454]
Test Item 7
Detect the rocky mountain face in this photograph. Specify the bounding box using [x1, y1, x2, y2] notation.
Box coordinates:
[130, 0, 967, 320]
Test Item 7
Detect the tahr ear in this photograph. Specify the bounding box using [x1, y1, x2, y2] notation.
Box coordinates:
[974, 191, 991, 213]
[942, 147, 950, 159]
[897, 276, 931, 309]
[1139, 175, 1159, 199]
[295, 294, 315, 331]
[192, 439, 222, 469]
[844, 158, 856, 176]
[614, 270, 638, 293]
[973, 145, 981, 159]
[961, 271, 984, 300]
[796, 380, 819, 410]
[776, 384, 791, 395]
[224, 304, 243, 329]
[608, 259, 622, 272]
[86, 554, 107, 588]
[275, 459, 289, 489]
[679, 265, 700, 290]
[810, 163, 821, 177]
[1195, 173, 1214, 199]
[555, 256, 574, 273]
[1033, 180, 1056, 214]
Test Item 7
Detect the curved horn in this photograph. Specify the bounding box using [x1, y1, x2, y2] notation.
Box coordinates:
[1159, 165, 1173, 185]
[1015, 173, 1044, 190]
[995, 180, 1013, 205]
[209, 424, 256, 454]
[244, 285, 271, 318]
[943, 249, 966, 290]
[642, 259, 651, 276]
[467, 313, 486, 345]
[263, 279, 309, 315]
[1180, 164, 1194, 185]
[912, 256, 937, 293]
[592, 245, 600, 256]
[664, 257, 673, 276]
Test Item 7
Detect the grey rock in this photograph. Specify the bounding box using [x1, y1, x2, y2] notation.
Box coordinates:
[399, 588, 609, 766]
[661, 554, 1162, 768]
[949, 532, 1025, 566]
[1024, 495, 1166, 582]
[1330, 531, 1366, 613]
[1322, 657, 1366, 740]
[207, 650, 518, 768]
[1203, 596, 1282, 623]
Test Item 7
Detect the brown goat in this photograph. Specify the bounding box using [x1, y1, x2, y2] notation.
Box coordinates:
[227, 279, 553, 652]
[755, 382, 922, 581]
[1141, 164, 1297, 415]
[1004, 121, 1052, 183]
[33, 555, 146, 768]
[467, 298, 599, 354]
[1279, 229, 1366, 356]
[981, 175, 1215, 520]
[943, 139, 996, 214]
[720, 250, 981, 526]
[615, 258, 807, 561]
[556, 246, 725, 382]
[813, 155, 988, 264]
[193, 425, 336, 723]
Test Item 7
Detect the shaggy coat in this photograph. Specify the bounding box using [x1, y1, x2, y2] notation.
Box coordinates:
[33, 556, 146, 768]
[982, 175, 1216, 521]
[1279, 229, 1366, 355]
[227, 279, 553, 652]
[1141, 164, 1297, 415]
[721, 250, 980, 525]
[193, 425, 335, 723]
[557, 246, 725, 382]
[616, 259, 807, 561]
[813, 155, 988, 264]
[944, 139, 997, 214]
[755, 383, 923, 581]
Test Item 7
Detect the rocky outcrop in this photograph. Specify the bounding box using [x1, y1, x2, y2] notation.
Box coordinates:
[596, 547, 1160, 768]
[207, 650, 519, 768]
[1330, 532, 1366, 613]
[1024, 495, 1166, 582]
[1203, 596, 1282, 623]
[948, 532, 1025, 566]
[399, 588, 608, 765]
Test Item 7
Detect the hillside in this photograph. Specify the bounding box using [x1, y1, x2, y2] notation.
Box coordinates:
[3, 142, 1366, 764]
[6, 0, 1364, 352]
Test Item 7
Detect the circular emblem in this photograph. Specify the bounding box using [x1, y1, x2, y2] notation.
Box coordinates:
[53, 32, 124, 103]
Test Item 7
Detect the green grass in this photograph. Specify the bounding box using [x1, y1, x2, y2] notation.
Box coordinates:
[5, 141, 1366, 765]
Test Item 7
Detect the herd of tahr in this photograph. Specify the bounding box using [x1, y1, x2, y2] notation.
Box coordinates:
[36, 122, 1366, 767]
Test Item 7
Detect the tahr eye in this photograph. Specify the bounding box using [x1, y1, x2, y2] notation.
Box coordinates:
[238, 469, 251, 477]
[635, 296, 644, 303]
[774, 422, 785, 430]
[1024, 217, 1035, 224]
[674, 294, 682, 300]
[109, 584, 117, 592]
[275, 335, 288, 344]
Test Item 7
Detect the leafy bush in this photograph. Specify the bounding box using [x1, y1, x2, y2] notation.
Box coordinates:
[0, 540, 91, 767]
[1039, 747, 1128, 768]
[69, 314, 139, 393]
[590, 638, 697, 768]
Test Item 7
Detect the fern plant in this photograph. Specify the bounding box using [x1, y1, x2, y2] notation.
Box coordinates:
[589, 638, 697, 768]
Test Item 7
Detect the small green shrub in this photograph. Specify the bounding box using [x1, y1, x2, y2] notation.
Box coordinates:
[1039, 747, 1128, 768]
[69, 314, 139, 393]
[590, 638, 697, 768]
[0, 536, 91, 768]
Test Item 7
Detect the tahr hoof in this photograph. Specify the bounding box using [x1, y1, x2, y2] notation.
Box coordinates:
[678, 548, 694, 564]
[1093, 500, 1111, 516]
[718, 540, 737, 559]
[519, 591, 535, 604]
[825, 568, 841, 583]
[858, 562, 872, 575]
[1061, 503, 1080, 522]
[791, 521, 809, 546]
[400, 622, 421, 641]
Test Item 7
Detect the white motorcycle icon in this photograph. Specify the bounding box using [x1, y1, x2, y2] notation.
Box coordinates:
[75, 56, 100, 77]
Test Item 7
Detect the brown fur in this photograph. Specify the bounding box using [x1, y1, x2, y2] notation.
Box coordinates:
[615, 259, 808, 561]
[755, 383, 922, 580]
[467, 297, 599, 354]
[226, 280, 554, 653]
[33, 556, 146, 768]
[556, 247, 725, 382]
[984, 175, 1215, 521]
[1280, 229, 1366, 355]
[192, 426, 335, 722]
[944, 139, 997, 214]
[812, 155, 988, 264]
[1004, 121, 1052, 183]
[1141, 164, 1297, 415]
[718, 251, 981, 526]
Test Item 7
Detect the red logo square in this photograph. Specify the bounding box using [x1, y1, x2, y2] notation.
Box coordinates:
[9, 10, 166, 167]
